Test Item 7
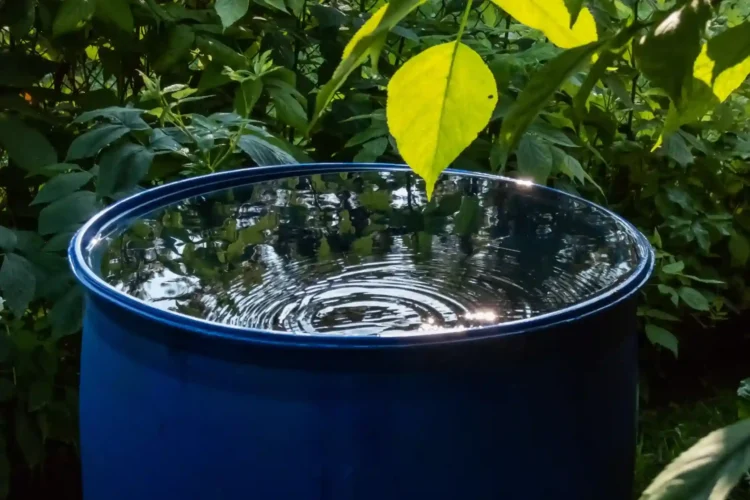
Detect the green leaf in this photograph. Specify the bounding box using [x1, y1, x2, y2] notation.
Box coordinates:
[0, 227, 17, 251]
[500, 40, 604, 153]
[642, 309, 680, 322]
[74, 107, 150, 131]
[662, 261, 685, 275]
[528, 121, 578, 148]
[0, 253, 36, 316]
[28, 380, 53, 412]
[268, 86, 308, 131]
[66, 124, 130, 161]
[49, 286, 83, 339]
[359, 190, 392, 212]
[38, 191, 100, 235]
[234, 79, 263, 117]
[353, 138, 388, 163]
[154, 25, 196, 72]
[196, 35, 248, 69]
[97, 143, 155, 197]
[254, 0, 287, 13]
[237, 133, 296, 166]
[678, 286, 710, 312]
[31, 172, 93, 206]
[44, 232, 76, 253]
[490, 0, 597, 48]
[215, 0, 249, 28]
[645, 324, 678, 357]
[94, 0, 133, 32]
[53, 0, 96, 36]
[387, 41, 497, 199]
[729, 231, 749, 267]
[0, 114, 57, 171]
[15, 408, 43, 468]
[634, 0, 713, 109]
[662, 133, 694, 167]
[311, 0, 426, 129]
[516, 135, 553, 183]
[550, 146, 584, 183]
[639, 419, 750, 500]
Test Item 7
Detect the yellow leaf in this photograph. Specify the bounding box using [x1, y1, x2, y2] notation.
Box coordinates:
[693, 44, 750, 103]
[343, 5, 388, 61]
[655, 42, 750, 148]
[490, 0, 597, 48]
[387, 42, 497, 199]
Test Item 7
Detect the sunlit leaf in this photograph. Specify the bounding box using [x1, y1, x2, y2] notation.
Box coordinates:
[634, 0, 713, 108]
[387, 42, 497, 199]
[310, 0, 426, 129]
[639, 419, 750, 500]
[490, 0, 597, 48]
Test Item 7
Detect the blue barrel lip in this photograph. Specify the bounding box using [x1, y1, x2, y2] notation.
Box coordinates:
[69, 163, 654, 349]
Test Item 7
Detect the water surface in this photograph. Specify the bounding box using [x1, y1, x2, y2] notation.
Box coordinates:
[98, 171, 642, 335]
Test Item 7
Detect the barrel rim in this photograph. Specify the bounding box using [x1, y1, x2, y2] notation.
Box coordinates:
[69, 163, 654, 348]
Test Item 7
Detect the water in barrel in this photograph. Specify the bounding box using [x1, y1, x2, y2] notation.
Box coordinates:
[98, 171, 641, 335]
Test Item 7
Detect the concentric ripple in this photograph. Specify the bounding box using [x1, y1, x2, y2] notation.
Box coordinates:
[99, 171, 643, 336]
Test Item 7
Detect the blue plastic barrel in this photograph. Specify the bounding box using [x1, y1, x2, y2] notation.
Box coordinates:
[70, 164, 653, 500]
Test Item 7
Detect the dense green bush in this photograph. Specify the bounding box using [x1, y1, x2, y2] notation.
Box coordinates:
[1, 0, 750, 497]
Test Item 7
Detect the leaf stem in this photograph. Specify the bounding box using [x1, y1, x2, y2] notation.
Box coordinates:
[456, 0, 474, 43]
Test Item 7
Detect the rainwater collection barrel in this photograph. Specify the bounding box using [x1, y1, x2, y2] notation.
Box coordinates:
[69, 163, 653, 500]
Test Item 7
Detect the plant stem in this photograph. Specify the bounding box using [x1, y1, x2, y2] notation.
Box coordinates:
[456, 0, 474, 42]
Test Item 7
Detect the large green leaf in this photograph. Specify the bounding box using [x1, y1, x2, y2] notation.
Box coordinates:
[0, 253, 36, 316]
[516, 135, 553, 183]
[97, 143, 155, 197]
[154, 25, 196, 72]
[38, 191, 100, 235]
[387, 42, 497, 199]
[49, 286, 84, 339]
[94, 0, 133, 32]
[237, 134, 296, 166]
[678, 287, 710, 312]
[53, 0, 96, 36]
[215, 0, 250, 28]
[640, 419, 750, 500]
[0, 114, 57, 171]
[66, 124, 130, 160]
[310, 0, 426, 129]
[74, 106, 150, 131]
[234, 79, 263, 118]
[634, 0, 713, 109]
[196, 35, 249, 69]
[499, 40, 604, 153]
[645, 324, 678, 357]
[31, 172, 93, 206]
[0, 227, 17, 251]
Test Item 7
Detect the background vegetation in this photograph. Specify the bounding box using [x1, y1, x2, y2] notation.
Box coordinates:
[1, 0, 749, 497]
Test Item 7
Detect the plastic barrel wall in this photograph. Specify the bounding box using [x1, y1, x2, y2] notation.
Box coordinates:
[70, 164, 654, 500]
